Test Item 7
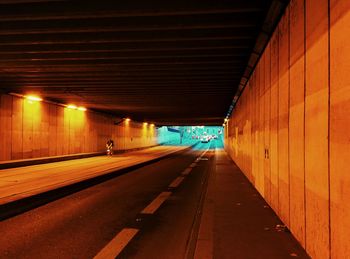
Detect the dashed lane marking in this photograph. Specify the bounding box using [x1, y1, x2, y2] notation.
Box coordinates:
[199, 149, 209, 158]
[141, 191, 172, 214]
[182, 168, 192, 176]
[94, 148, 210, 259]
[94, 228, 139, 259]
[169, 176, 185, 188]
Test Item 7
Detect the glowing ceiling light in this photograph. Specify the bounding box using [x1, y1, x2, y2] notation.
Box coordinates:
[150, 123, 155, 127]
[26, 95, 42, 102]
[67, 104, 77, 109]
[77, 106, 87, 111]
[224, 118, 228, 122]
[125, 118, 131, 122]
[143, 122, 148, 126]
[222, 123, 225, 127]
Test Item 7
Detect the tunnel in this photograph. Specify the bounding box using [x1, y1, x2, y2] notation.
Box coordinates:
[0, 0, 349, 258]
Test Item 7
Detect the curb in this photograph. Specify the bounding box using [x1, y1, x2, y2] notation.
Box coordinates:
[0, 144, 196, 221]
[0, 144, 163, 170]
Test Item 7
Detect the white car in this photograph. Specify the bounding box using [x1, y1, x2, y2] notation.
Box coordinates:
[200, 135, 209, 143]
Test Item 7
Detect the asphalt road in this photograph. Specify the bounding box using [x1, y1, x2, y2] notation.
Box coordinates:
[0, 141, 218, 259]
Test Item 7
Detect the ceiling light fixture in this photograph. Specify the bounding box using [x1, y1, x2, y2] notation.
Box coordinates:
[26, 95, 42, 102]
[67, 104, 77, 109]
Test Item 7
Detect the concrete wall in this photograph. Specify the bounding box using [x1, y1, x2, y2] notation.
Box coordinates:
[224, 0, 350, 258]
[0, 93, 157, 161]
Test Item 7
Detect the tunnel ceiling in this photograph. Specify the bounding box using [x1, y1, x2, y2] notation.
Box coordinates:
[0, 0, 284, 125]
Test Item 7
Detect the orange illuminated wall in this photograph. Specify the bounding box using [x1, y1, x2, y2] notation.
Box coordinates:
[112, 121, 156, 151]
[224, 0, 350, 258]
[0, 94, 158, 161]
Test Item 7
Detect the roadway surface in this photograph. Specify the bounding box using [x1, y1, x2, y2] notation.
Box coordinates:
[0, 145, 190, 206]
[0, 141, 215, 258]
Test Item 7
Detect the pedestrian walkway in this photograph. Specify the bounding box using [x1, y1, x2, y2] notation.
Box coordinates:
[0, 145, 190, 207]
[195, 149, 310, 259]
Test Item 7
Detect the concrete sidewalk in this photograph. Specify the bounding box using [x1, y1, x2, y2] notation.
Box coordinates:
[194, 149, 310, 259]
[0, 145, 190, 207]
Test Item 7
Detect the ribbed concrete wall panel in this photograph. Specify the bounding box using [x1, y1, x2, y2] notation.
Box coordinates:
[264, 43, 271, 204]
[258, 57, 265, 196]
[22, 98, 33, 159]
[0, 95, 12, 161]
[242, 86, 252, 178]
[289, 0, 306, 247]
[40, 104, 50, 157]
[278, 8, 290, 225]
[251, 71, 256, 186]
[48, 104, 57, 157]
[270, 29, 280, 213]
[56, 106, 64, 156]
[12, 97, 23, 160]
[330, 0, 350, 257]
[63, 107, 70, 155]
[246, 82, 252, 182]
[305, 0, 329, 257]
[32, 102, 41, 158]
[225, 0, 350, 257]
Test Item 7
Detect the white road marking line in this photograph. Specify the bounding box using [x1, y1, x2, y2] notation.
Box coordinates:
[169, 176, 185, 188]
[94, 228, 139, 259]
[198, 149, 209, 159]
[182, 168, 192, 175]
[141, 191, 172, 214]
[201, 149, 209, 156]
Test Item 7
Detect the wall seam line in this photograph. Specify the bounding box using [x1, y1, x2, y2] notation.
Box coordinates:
[288, 5, 291, 227]
[303, 0, 307, 250]
[277, 25, 280, 214]
[10, 96, 13, 160]
[22, 98, 24, 159]
[269, 43, 272, 204]
[327, 0, 331, 257]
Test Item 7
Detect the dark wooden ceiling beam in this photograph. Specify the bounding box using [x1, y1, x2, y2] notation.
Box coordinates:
[0, 1, 268, 21]
[0, 48, 249, 58]
[4, 80, 236, 86]
[0, 14, 261, 35]
[0, 75, 239, 81]
[0, 42, 251, 53]
[0, 65, 243, 73]
[0, 59, 245, 67]
[0, 71, 240, 78]
[0, 30, 255, 45]
[0, 51, 249, 60]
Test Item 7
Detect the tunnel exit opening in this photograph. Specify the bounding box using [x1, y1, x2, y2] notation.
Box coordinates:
[157, 126, 224, 150]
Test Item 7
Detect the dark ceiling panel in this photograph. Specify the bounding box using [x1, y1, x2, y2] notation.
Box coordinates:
[0, 0, 282, 125]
